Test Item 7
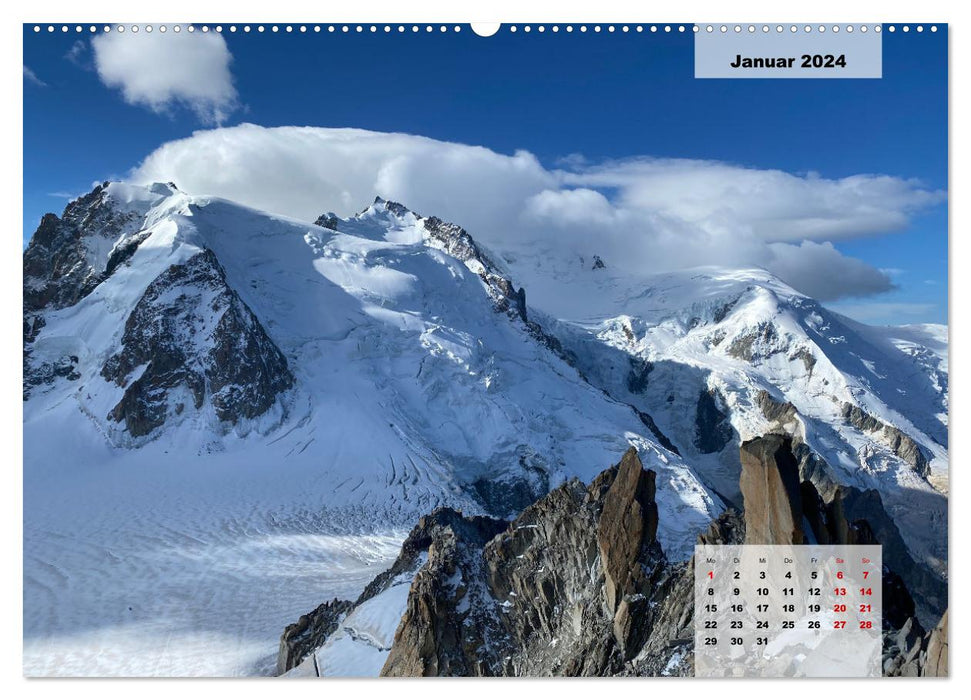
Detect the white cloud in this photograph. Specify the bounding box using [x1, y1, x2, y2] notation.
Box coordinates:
[765, 241, 895, 301]
[524, 188, 622, 227]
[560, 159, 943, 242]
[91, 31, 238, 124]
[132, 124, 944, 301]
[136, 125, 553, 229]
[23, 66, 46, 87]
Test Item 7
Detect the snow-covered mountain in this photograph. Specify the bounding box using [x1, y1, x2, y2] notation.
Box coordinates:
[23, 182, 948, 676]
[542, 268, 948, 576]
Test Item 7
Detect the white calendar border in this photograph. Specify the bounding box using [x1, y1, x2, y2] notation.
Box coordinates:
[2, 0, 961, 698]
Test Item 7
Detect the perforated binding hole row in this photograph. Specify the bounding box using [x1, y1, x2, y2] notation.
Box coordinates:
[30, 24, 468, 34]
[31, 24, 938, 35]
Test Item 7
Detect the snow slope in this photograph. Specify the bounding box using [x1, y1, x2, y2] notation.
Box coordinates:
[24, 184, 721, 675]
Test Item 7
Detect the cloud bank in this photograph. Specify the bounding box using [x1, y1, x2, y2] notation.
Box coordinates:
[133, 124, 944, 301]
[92, 31, 238, 124]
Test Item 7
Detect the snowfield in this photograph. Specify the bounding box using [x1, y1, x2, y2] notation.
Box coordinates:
[24, 416, 406, 676]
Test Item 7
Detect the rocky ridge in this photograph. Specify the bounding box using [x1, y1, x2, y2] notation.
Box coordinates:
[280, 440, 947, 677]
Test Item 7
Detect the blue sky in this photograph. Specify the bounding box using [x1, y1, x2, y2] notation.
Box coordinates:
[23, 24, 948, 325]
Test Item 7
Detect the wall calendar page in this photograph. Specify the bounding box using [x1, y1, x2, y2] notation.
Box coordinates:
[20, 7, 949, 683]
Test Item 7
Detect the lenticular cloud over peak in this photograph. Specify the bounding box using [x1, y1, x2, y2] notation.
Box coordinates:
[132, 123, 944, 301]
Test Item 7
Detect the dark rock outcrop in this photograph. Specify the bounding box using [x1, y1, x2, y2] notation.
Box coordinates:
[23, 184, 151, 399]
[283, 437, 944, 678]
[633, 408, 681, 456]
[884, 608, 949, 677]
[740, 435, 946, 627]
[380, 448, 677, 677]
[598, 450, 659, 614]
[739, 435, 807, 545]
[278, 599, 354, 675]
[280, 509, 507, 677]
[284, 447, 701, 677]
[841, 402, 930, 477]
[421, 214, 528, 324]
[101, 249, 294, 437]
[756, 389, 799, 429]
[626, 357, 653, 394]
[313, 213, 340, 230]
[380, 509, 509, 677]
[726, 321, 781, 362]
[23, 183, 142, 313]
[693, 389, 734, 454]
[789, 347, 817, 376]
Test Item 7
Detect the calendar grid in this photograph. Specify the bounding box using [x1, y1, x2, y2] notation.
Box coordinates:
[694, 545, 882, 677]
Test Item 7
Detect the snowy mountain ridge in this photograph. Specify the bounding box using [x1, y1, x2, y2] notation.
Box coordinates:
[540, 265, 948, 579]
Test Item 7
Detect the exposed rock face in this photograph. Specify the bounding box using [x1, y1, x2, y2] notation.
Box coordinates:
[738, 435, 949, 676]
[470, 467, 549, 518]
[420, 213, 528, 324]
[281, 509, 507, 677]
[752, 393, 844, 499]
[380, 448, 679, 677]
[693, 389, 734, 454]
[22, 183, 143, 313]
[922, 610, 948, 677]
[284, 448, 702, 677]
[841, 402, 929, 477]
[739, 435, 806, 545]
[740, 435, 946, 625]
[278, 599, 354, 675]
[884, 615, 926, 676]
[23, 184, 150, 399]
[313, 213, 340, 230]
[756, 389, 799, 430]
[380, 509, 509, 677]
[23, 353, 81, 401]
[633, 408, 681, 456]
[626, 357, 653, 394]
[836, 486, 947, 622]
[282, 439, 943, 678]
[101, 250, 294, 438]
[789, 347, 817, 376]
[628, 510, 746, 676]
[726, 321, 781, 362]
[884, 607, 949, 677]
[598, 450, 658, 614]
[367, 199, 583, 373]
